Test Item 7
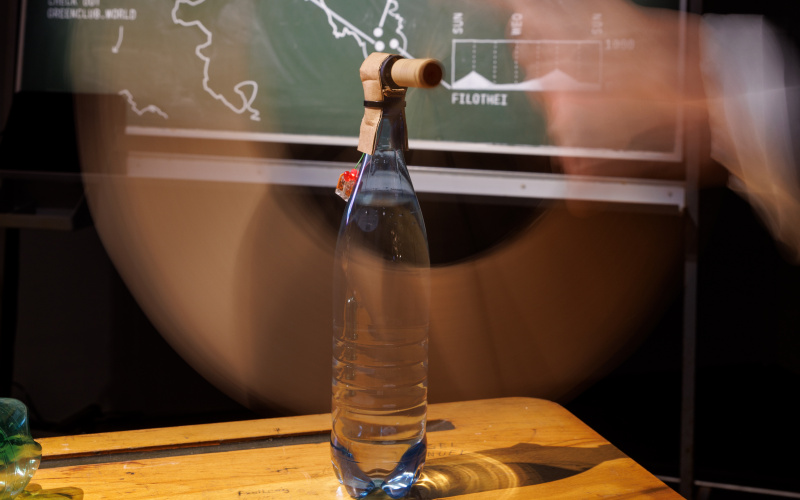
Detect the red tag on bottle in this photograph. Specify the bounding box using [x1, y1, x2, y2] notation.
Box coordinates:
[335, 168, 359, 201]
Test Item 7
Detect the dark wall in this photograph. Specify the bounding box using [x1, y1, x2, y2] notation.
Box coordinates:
[566, 187, 800, 494]
[11, 226, 258, 435]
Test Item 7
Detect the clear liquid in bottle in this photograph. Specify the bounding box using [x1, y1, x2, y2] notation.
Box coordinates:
[331, 108, 430, 498]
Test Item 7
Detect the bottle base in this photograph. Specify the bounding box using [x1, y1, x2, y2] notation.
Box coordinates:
[331, 439, 426, 498]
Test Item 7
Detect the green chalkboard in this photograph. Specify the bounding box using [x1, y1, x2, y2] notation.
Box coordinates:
[19, 0, 682, 159]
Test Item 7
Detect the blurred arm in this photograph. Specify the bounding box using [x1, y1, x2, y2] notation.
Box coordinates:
[700, 14, 800, 260]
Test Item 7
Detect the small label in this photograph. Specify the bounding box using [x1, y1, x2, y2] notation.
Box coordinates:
[451, 92, 508, 106]
[591, 13, 603, 36]
[452, 12, 464, 35]
[335, 168, 359, 201]
[510, 13, 523, 36]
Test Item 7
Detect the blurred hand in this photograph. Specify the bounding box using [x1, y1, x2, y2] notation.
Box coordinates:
[491, 0, 714, 181]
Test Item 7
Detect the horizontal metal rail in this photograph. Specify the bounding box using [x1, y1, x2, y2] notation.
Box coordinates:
[125, 151, 686, 210]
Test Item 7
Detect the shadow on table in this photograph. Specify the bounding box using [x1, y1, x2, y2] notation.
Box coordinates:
[21, 484, 84, 499]
[409, 442, 625, 499]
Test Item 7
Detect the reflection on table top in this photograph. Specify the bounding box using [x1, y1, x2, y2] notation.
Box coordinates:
[27, 397, 681, 499]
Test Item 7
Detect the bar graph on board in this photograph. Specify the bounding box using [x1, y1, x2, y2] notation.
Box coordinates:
[451, 39, 603, 92]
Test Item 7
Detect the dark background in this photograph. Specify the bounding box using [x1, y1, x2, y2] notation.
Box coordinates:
[2, 1, 799, 499]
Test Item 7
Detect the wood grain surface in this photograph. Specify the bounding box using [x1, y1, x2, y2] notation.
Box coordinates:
[26, 398, 681, 499]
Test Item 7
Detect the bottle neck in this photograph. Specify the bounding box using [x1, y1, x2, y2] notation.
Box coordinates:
[374, 98, 407, 153]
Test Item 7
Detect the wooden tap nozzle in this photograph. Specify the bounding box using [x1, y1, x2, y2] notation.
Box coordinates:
[390, 58, 443, 88]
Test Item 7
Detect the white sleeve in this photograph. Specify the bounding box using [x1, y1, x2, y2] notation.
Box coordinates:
[700, 14, 800, 261]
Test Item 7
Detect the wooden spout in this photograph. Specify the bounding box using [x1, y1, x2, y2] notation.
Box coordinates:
[357, 53, 442, 154]
[390, 58, 443, 88]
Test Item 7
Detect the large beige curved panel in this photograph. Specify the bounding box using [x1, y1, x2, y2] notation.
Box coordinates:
[427, 208, 682, 404]
[78, 119, 682, 416]
[81, 159, 338, 415]
[69, 2, 684, 414]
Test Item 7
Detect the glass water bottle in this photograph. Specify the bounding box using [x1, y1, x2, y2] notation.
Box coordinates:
[331, 94, 431, 498]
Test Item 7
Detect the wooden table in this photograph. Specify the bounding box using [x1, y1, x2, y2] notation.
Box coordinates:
[27, 398, 681, 499]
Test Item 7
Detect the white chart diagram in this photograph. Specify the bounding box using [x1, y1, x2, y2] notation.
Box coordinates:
[451, 39, 603, 92]
[306, 0, 410, 59]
